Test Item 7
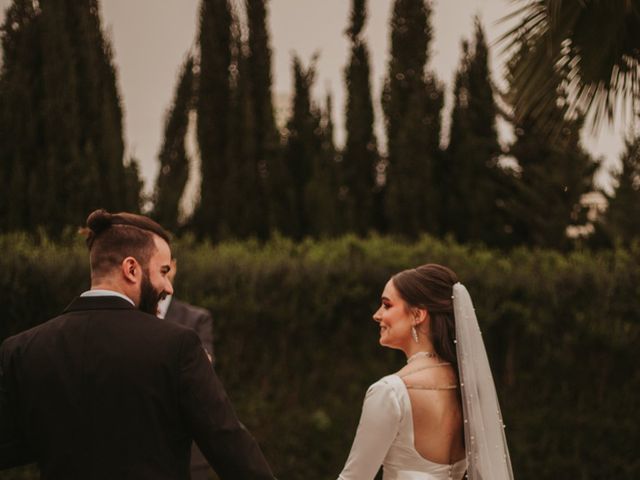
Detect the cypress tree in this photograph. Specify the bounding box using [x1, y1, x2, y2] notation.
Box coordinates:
[0, 0, 46, 231]
[246, 0, 277, 239]
[222, 11, 263, 239]
[73, 0, 131, 212]
[342, 0, 378, 235]
[445, 19, 506, 245]
[221, 2, 276, 239]
[381, 0, 444, 237]
[0, 0, 137, 234]
[193, 0, 233, 239]
[600, 137, 640, 247]
[506, 115, 598, 249]
[281, 55, 322, 239]
[305, 93, 341, 237]
[123, 157, 144, 214]
[323, 94, 345, 235]
[59, 0, 134, 215]
[152, 56, 195, 232]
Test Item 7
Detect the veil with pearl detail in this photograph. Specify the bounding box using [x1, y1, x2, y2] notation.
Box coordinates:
[453, 283, 514, 480]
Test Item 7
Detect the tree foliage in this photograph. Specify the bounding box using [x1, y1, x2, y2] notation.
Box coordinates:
[0, 0, 139, 234]
[1, 233, 639, 479]
[500, 0, 640, 131]
[504, 44, 599, 249]
[1, 0, 620, 251]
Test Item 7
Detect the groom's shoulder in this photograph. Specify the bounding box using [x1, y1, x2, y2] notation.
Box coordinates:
[1, 303, 195, 351]
[0, 315, 62, 353]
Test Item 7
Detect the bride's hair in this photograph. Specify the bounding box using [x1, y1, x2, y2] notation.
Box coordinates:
[392, 264, 458, 365]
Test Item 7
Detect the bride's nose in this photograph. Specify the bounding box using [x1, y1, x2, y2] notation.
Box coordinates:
[372, 308, 382, 323]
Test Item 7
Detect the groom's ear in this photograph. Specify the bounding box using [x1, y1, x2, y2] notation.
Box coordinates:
[121, 256, 140, 284]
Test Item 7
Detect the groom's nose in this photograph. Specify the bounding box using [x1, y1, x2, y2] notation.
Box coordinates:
[164, 278, 174, 296]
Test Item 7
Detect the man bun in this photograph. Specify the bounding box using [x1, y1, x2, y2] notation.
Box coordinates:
[82, 208, 170, 251]
[86, 209, 113, 236]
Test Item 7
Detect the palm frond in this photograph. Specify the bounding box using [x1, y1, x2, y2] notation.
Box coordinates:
[499, 0, 640, 132]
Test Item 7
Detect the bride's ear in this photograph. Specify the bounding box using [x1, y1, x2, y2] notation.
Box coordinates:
[413, 308, 429, 327]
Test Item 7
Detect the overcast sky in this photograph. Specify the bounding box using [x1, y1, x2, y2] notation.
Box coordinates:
[1, 0, 628, 194]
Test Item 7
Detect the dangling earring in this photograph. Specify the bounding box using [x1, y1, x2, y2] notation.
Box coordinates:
[411, 325, 419, 343]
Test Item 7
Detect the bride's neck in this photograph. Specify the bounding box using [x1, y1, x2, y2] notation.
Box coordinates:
[404, 340, 437, 360]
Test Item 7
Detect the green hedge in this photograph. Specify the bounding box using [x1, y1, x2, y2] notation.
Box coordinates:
[1, 233, 639, 479]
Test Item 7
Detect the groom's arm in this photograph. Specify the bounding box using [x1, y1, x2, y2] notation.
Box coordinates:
[0, 340, 34, 469]
[177, 329, 275, 480]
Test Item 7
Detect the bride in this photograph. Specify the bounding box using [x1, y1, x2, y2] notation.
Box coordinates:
[337, 264, 514, 480]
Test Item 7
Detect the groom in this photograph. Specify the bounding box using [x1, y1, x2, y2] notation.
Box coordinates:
[0, 209, 274, 479]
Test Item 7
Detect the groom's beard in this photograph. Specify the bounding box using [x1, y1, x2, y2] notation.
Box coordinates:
[139, 270, 164, 315]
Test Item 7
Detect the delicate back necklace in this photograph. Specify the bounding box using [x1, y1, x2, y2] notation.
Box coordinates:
[406, 351, 436, 363]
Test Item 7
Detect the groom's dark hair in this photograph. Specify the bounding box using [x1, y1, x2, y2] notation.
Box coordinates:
[392, 264, 459, 366]
[81, 209, 171, 279]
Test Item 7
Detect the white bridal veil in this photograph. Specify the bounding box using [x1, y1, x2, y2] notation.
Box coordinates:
[453, 283, 514, 480]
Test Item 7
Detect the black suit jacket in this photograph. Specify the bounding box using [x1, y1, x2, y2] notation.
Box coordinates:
[163, 297, 215, 476]
[0, 296, 274, 480]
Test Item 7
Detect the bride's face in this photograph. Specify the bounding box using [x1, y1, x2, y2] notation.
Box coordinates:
[373, 280, 413, 350]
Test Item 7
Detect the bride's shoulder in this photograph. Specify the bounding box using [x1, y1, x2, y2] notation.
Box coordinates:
[395, 363, 415, 377]
[366, 374, 405, 398]
[396, 361, 457, 385]
[362, 375, 405, 416]
[371, 372, 403, 386]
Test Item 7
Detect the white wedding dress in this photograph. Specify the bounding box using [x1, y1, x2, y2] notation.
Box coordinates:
[338, 374, 467, 480]
[338, 283, 513, 480]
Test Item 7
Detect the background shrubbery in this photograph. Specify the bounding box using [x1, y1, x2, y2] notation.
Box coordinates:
[1, 234, 639, 479]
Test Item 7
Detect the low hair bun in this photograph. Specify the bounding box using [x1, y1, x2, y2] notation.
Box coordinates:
[86, 209, 113, 235]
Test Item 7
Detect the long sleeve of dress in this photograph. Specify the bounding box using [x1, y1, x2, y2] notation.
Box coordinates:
[338, 379, 402, 480]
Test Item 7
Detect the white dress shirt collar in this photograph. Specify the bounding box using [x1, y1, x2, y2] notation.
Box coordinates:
[156, 295, 173, 319]
[80, 289, 135, 306]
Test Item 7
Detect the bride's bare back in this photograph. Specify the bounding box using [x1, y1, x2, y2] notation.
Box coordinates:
[397, 361, 465, 465]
